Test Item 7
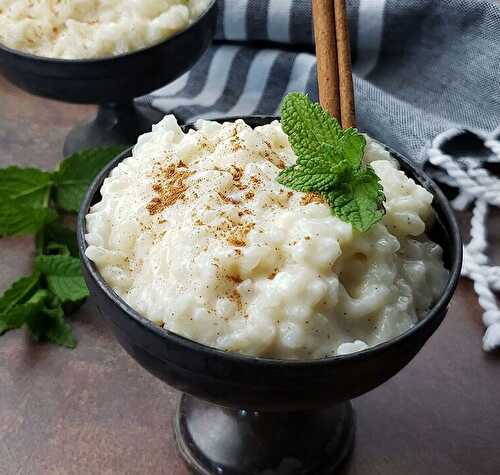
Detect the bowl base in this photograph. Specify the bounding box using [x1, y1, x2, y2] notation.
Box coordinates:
[63, 102, 165, 156]
[174, 394, 355, 475]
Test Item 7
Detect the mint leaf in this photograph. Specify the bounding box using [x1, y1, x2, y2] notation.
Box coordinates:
[0, 272, 40, 314]
[36, 222, 79, 257]
[281, 92, 343, 158]
[277, 157, 350, 191]
[42, 304, 77, 349]
[0, 200, 57, 236]
[326, 167, 385, 232]
[53, 146, 127, 212]
[0, 167, 52, 207]
[45, 243, 71, 256]
[321, 129, 366, 169]
[35, 255, 89, 302]
[4, 290, 49, 334]
[23, 289, 50, 339]
[336, 129, 366, 167]
[0, 305, 31, 334]
[278, 93, 385, 231]
[281, 93, 366, 168]
[0, 287, 77, 348]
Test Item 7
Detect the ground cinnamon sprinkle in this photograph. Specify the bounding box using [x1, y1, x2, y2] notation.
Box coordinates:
[146, 162, 193, 215]
[230, 137, 243, 152]
[227, 236, 247, 247]
[230, 165, 243, 182]
[218, 192, 241, 205]
[275, 159, 286, 170]
[164, 163, 177, 179]
[225, 221, 255, 247]
[226, 288, 243, 310]
[227, 274, 242, 284]
[301, 192, 325, 205]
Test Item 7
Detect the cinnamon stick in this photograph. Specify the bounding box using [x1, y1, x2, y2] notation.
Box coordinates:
[312, 0, 341, 122]
[334, 0, 356, 128]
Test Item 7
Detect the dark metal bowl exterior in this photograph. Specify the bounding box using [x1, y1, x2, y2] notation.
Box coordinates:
[0, 1, 217, 104]
[78, 116, 462, 412]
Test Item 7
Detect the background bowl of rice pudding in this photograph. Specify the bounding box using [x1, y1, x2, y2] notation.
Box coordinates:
[77, 116, 462, 475]
[0, 0, 217, 155]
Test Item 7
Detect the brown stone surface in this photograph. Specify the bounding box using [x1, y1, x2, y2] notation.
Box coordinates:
[0, 77, 499, 475]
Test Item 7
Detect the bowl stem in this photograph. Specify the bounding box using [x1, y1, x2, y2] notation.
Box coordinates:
[63, 101, 165, 156]
[174, 394, 355, 475]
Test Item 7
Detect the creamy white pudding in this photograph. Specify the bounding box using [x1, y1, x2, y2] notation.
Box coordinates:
[85, 117, 448, 359]
[0, 0, 210, 59]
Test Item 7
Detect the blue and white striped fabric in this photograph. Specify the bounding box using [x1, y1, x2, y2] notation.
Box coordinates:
[143, 0, 500, 163]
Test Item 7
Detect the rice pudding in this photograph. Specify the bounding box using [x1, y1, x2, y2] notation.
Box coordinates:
[0, 0, 210, 59]
[85, 117, 448, 359]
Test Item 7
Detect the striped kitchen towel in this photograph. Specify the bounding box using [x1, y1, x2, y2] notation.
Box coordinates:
[143, 0, 500, 352]
[144, 0, 500, 162]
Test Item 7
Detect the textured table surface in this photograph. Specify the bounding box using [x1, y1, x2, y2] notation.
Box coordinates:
[0, 77, 499, 475]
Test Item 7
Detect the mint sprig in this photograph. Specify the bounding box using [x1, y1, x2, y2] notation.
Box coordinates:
[277, 93, 385, 231]
[0, 145, 126, 348]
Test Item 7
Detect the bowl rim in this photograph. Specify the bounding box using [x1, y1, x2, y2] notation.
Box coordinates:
[77, 115, 463, 367]
[0, 0, 217, 65]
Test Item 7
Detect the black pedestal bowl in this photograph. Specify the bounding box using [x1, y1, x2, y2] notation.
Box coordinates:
[0, 0, 217, 156]
[77, 117, 462, 475]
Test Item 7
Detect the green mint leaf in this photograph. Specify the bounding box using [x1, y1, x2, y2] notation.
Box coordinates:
[0, 302, 48, 335]
[53, 146, 127, 212]
[45, 243, 71, 256]
[321, 128, 366, 168]
[35, 255, 89, 302]
[281, 92, 343, 159]
[277, 158, 350, 192]
[281, 93, 365, 168]
[325, 166, 385, 232]
[0, 272, 40, 314]
[0, 167, 53, 207]
[0, 305, 31, 335]
[277, 93, 385, 231]
[7, 290, 49, 338]
[42, 305, 77, 349]
[2, 288, 77, 348]
[279, 94, 363, 192]
[0, 200, 57, 236]
[36, 222, 79, 257]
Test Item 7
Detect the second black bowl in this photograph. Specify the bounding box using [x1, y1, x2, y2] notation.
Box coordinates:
[0, 1, 218, 155]
[0, 0, 218, 104]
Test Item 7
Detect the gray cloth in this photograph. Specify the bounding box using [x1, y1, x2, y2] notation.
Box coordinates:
[143, 0, 500, 163]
